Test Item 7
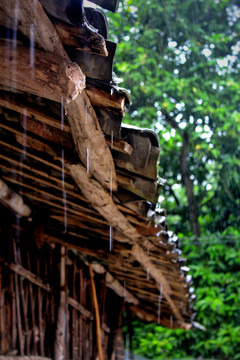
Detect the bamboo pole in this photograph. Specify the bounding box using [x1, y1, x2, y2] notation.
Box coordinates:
[88, 264, 103, 360]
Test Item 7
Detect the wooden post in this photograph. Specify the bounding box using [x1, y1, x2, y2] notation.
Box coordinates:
[54, 246, 67, 360]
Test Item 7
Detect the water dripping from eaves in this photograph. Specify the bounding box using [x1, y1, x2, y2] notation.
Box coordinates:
[109, 225, 113, 251]
[146, 268, 149, 280]
[86, 148, 90, 174]
[30, 23, 35, 78]
[146, 246, 150, 279]
[157, 283, 163, 324]
[123, 281, 126, 302]
[11, 0, 19, 89]
[85, 104, 88, 123]
[61, 149, 67, 233]
[61, 97, 64, 130]
[21, 108, 27, 161]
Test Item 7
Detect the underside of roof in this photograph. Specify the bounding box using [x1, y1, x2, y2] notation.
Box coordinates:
[0, 0, 195, 330]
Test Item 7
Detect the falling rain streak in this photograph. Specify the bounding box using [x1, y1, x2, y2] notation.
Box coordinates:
[158, 283, 163, 324]
[123, 281, 126, 302]
[61, 97, 64, 130]
[109, 225, 113, 251]
[30, 23, 35, 78]
[61, 149, 67, 233]
[86, 148, 90, 174]
[146, 268, 149, 280]
[22, 108, 27, 161]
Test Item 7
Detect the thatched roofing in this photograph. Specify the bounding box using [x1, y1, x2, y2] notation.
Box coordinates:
[0, 0, 194, 329]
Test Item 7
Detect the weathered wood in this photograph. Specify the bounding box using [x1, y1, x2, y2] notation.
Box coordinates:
[117, 171, 157, 202]
[92, 264, 139, 305]
[19, 274, 30, 354]
[0, 122, 56, 157]
[1, 0, 117, 190]
[85, 84, 125, 111]
[54, 246, 67, 360]
[68, 297, 93, 320]
[0, 0, 67, 57]
[0, 267, 7, 354]
[0, 179, 31, 217]
[131, 244, 187, 326]
[0, 357, 52, 360]
[20, 115, 73, 149]
[129, 306, 191, 330]
[10, 274, 17, 350]
[37, 262, 44, 357]
[68, 163, 140, 241]
[7, 263, 51, 292]
[66, 93, 117, 191]
[0, 97, 133, 155]
[105, 137, 133, 155]
[53, 20, 108, 56]
[0, 42, 85, 103]
[89, 264, 103, 360]
[0, 96, 71, 133]
[14, 270, 24, 355]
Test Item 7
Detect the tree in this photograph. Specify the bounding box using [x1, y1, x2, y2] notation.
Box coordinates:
[108, 0, 240, 236]
[108, 0, 240, 358]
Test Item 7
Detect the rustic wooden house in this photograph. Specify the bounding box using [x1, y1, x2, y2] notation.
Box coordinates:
[0, 1, 194, 360]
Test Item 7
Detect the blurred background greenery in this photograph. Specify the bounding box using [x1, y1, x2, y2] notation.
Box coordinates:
[107, 0, 240, 358]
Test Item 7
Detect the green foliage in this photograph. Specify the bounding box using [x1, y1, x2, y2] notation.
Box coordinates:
[108, 0, 240, 358]
[129, 233, 240, 359]
[108, 0, 240, 234]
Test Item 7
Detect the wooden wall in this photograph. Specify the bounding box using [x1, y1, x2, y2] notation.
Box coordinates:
[0, 211, 124, 360]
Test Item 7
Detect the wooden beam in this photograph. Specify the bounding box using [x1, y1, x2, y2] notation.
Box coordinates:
[0, 178, 31, 217]
[0, 0, 67, 57]
[92, 264, 139, 305]
[68, 163, 140, 241]
[68, 297, 93, 320]
[7, 263, 50, 292]
[66, 92, 117, 191]
[0, 42, 85, 103]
